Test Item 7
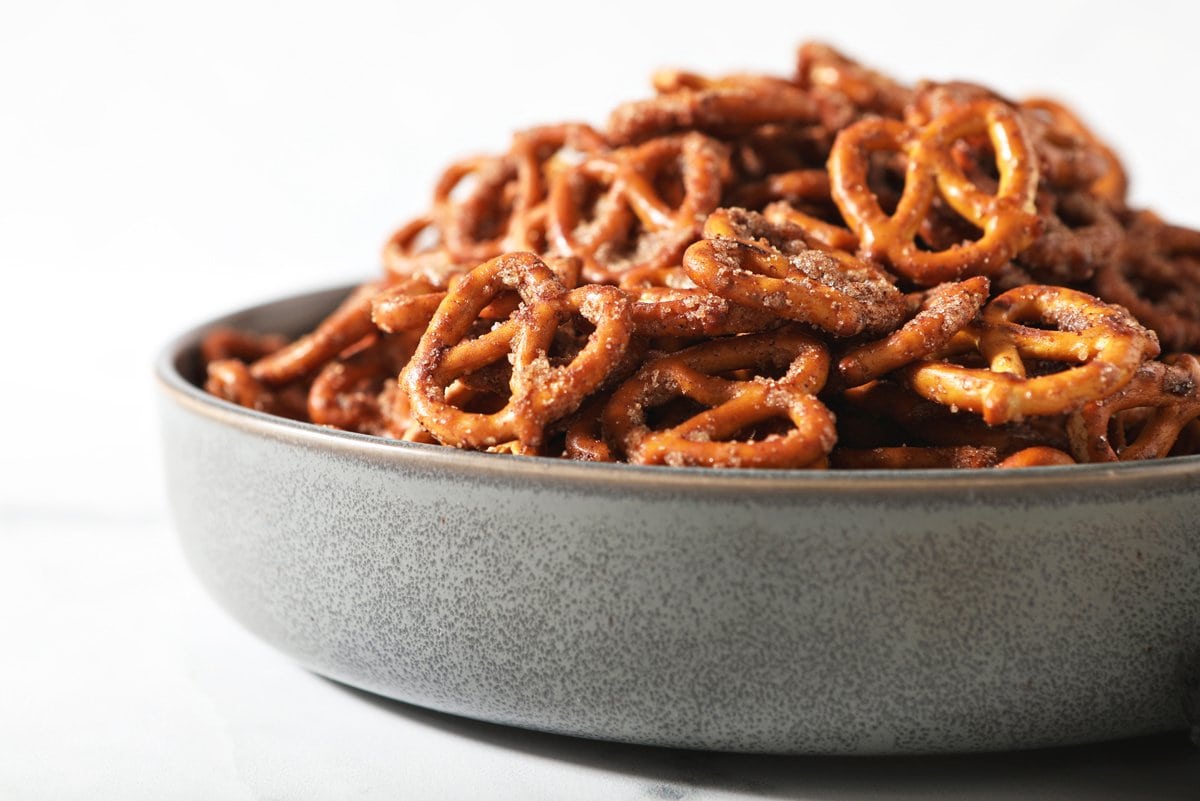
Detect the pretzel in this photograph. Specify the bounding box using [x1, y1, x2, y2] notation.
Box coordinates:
[200, 329, 289, 365]
[307, 332, 420, 435]
[205, 359, 308, 420]
[563, 394, 616, 462]
[547, 132, 729, 283]
[1017, 191, 1123, 283]
[401, 252, 633, 449]
[1067, 355, 1200, 462]
[602, 330, 835, 468]
[1092, 213, 1200, 352]
[433, 155, 522, 264]
[903, 285, 1159, 425]
[828, 99, 1040, 284]
[382, 215, 464, 283]
[607, 73, 828, 146]
[372, 256, 579, 335]
[684, 208, 906, 336]
[795, 41, 911, 118]
[1020, 98, 1127, 203]
[249, 281, 383, 385]
[617, 264, 778, 337]
[837, 276, 989, 386]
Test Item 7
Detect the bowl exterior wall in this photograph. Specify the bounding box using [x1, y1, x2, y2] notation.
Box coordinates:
[160, 388, 1200, 754]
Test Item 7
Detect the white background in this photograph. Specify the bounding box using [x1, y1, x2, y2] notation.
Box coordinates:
[2, 1, 1199, 798]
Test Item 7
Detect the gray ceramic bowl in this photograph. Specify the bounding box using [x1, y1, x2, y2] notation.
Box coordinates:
[157, 284, 1200, 755]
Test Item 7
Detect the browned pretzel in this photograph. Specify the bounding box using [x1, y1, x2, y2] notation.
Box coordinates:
[903, 285, 1159, 425]
[1068, 355, 1200, 461]
[401, 252, 633, 450]
[602, 330, 835, 468]
[828, 99, 1040, 284]
[683, 208, 905, 337]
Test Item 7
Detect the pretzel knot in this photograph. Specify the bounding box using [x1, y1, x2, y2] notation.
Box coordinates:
[828, 99, 1040, 285]
[401, 252, 633, 450]
[1067, 355, 1200, 462]
[683, 208, 906, 337]
[548, 132, 729, 283]
[602, 330, 836, 468]
[902, 285, 1160, 425]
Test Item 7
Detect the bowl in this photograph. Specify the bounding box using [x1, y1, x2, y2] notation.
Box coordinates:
[156, 283, 1200, 755]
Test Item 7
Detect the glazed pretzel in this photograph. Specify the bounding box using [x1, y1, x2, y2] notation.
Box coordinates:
[563, 394, 615, 462]
[402, 252, 633, 450]
[1021, 98, 1127, 203]
[683, 208, 906, 337]
[548, 132, 729, 282]
[205, 359, 309, 420]
[250, 281, 383, 385]
[619, 264, 780, 338]
[795, 41, 911, 118]
[903, 285, 1159, 425]
[828, 99, 1040, 284]
[1068, 355, 1200, 462]
[1017, 191, 1123, 283]
[200, 329, 288, 365]
[1092, 214, 1200, 352]
[837, 276, 989, 386]
[607, 72, 829, 146]
[603, 330, 836, 468]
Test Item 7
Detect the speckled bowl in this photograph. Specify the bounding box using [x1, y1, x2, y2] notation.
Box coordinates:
[156, 284, 1200, 755]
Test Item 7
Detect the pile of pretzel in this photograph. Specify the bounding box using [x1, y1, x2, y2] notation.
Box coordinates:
[203, 43, 1200, 469]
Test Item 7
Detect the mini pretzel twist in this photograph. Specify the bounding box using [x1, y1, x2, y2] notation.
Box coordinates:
[837, 276, 990, 386]
[795, 41, 912, 118]
[401, 252, 633, 450]
[1067, 354, 1200, 462]
[309, 334, 417, 434]
[683, 208, 906, 337]
[828, 99, 1040, 285]
[603, 330, 836, 468]
[619, 264, 780, 338]
[607, 73, 830, 146]
[902, 285, 1159, 425]
[1092, 213, 1200, 352]
[548, 132, 729, 282]
[250, 281, 383, 385]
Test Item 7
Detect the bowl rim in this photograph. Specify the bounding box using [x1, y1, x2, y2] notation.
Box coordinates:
[156, 282, 1200, 494]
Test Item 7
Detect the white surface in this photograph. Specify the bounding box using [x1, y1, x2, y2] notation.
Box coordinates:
[2, 1, 1199, 797]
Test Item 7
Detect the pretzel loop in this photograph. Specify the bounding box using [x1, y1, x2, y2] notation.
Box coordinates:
[828, 100, 1040, 284]
[402, 252, 632, 449]
[903, 285, 1159, 424]
[603, 330, 836, 468]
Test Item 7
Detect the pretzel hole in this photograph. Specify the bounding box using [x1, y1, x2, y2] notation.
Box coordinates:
[915, 204, 984, 252]
[650, 160, 688, 210]
[950, 137, 1001, 190]
[644, 396, 708, 430]
[409, 223, 442, 253]
[443, 381, 509, 415]
[866, 151, 907, 215]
